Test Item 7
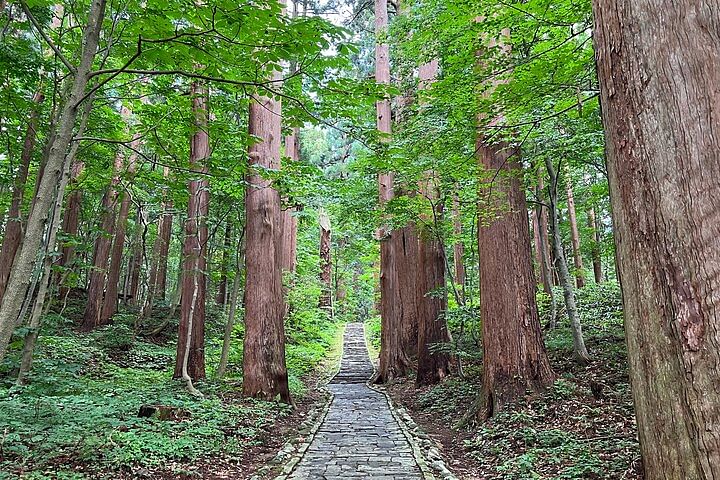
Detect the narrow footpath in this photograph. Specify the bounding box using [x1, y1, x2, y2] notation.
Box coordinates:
[288, 322, 423, 479]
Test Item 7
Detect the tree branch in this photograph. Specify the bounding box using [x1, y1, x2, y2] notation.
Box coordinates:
[484, 93, 599, 129]
[20, 1, 76, 74]
[76, 35, 143, 106]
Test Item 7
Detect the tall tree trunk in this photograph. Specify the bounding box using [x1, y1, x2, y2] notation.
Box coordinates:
[565, 175, 585, 288]
[218, 233, 244, 379]
[144, 198, 172, 316]
[144, 207, 162, 318]
[592, 2, 720, 478]
[156, 169, 173, 300]
[534, 178, 553, 295]
[215, 221, 232, 305]
[416, 173, 450, 387]
[166, 256, 183, 321]
[280, 127, 299, 273]
[535, 176, 558, 328]
[17, 143, 73, 384]
[0, 0, 106, 363]
[545, 159, 590, 363]
[100, 187, 130, 322]
[452, 192, 465, 287]
[544, 174, 560, 289]
[397, 225, 419, 359]
[127, 206, 145, 305]
[279, 0, 300, 274]
[587, 207, 603, 283]
[0, 89, 44, 302]
[318, 210, 333, 312]
[81, 152, 123, 331]
[532, 208, 544, 281]
[57, 160, 84, 297]
[375, 0, 410, 383]
[16, 90, 94, 377]
[476, 141, 554, 417]
[174, 82, 209, 382]
[242, 69, 291, 403]
[217, 267, 241, 379]
[102, 113, 138, 320]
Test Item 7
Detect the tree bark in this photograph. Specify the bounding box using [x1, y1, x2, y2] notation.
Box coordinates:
[144, 206, 163, 318]
[375, 0, 411, 383]
[17, 90, 94, 379]
[143, 195, 172, 317]
[127, 206, 145, 305]
[0, 89, 44, 302]
[397, 225, 419, 359]
[451, 192, 465, 286]
[318, 210, 333, 312]
[545, 159, 590, 363]
[476, 141, 554, 417]
[102, 111, 138, 319]
[534, 177, 553, 295]
[215, 221, 232, 306]
[156, 212, 172, 297]
[592, 1, 720, 478]
[100, 187, 130, 322]
[155, 168, 173, 300]
[565, 175, 585, 288]
[532, 208, 543, 280]
[279, 0, 300, 274]
[0, 0, 106, 362]
[416, 173, 450, 387]
[166, 257, 183, 322]
[535, 175, 558, 328]
[587, 207, 603, 283]
[17, 142, 73, 385]
[81, 152, 123, 331]
[242, 73, 291, 403]
[57, 160, 84, 297]
[280, 127, 299, 273]
[174, 82, 209, 381]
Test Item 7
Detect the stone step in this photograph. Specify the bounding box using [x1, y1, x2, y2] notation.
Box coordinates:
[288, 322, 422, 479]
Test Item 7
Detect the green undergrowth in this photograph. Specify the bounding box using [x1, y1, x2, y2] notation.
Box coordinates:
[365, 314, 381, 352]
[461, 372, 639, 480]
[0, 295, 341, 479]
[365, 315, 381, 358]
[413, 282, 640, 479]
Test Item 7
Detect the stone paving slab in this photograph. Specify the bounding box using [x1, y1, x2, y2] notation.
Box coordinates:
[288, 323, 423, 479]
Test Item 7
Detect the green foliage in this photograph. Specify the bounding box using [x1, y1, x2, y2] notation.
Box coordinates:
[466, 409, 633, 480]
[365, 315, 381, 351]
[417, 378, 480, 423]
[540, 282, 624, 355]
[91, 322, 135, 352]
[0, 271, 343, 478]
[0, 328, 294, 477]
[448, 284, 638, 479]
[442, 304, 483, 363]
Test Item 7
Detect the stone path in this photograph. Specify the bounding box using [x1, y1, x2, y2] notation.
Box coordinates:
[288, 323, 423, 479]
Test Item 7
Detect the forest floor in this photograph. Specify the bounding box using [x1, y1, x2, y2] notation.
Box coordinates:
[0, 294, 343, 480]
[1, 284, 643, 480]
[384, 284, 645, 480]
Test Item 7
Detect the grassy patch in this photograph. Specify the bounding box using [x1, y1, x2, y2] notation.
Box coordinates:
[0, 297, 341, 478]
